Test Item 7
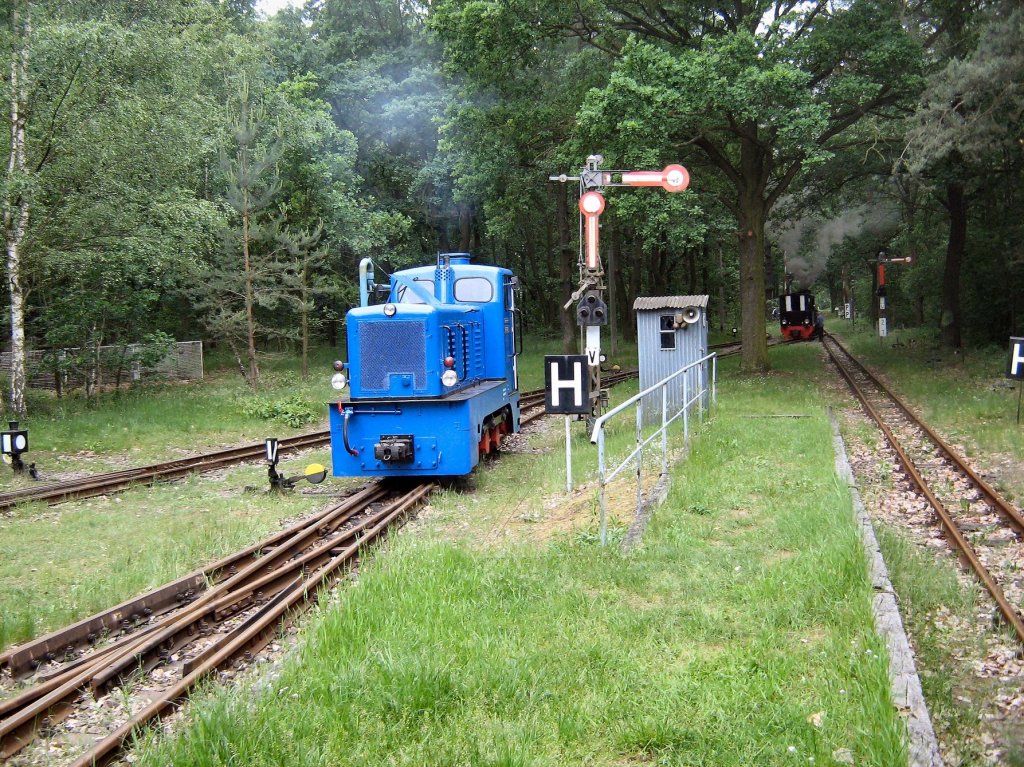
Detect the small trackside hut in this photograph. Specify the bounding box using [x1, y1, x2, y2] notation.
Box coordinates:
[634, 295, 709, 424]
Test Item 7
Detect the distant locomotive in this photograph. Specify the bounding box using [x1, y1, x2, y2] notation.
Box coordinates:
[328, 253, 521, 478]
[779, 290, 818, 341]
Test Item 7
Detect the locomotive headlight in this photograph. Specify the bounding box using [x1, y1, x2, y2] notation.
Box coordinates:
[331, 372, 348, 390]
[383, 303, 397, 317]
[441, 369, 458, 387]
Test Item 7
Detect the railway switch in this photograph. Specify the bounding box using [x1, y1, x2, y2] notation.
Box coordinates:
[265, 437, 327, 491]
[1, 421, 29, 473]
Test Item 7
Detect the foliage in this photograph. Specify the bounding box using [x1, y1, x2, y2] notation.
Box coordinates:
[237, 392, 322, 427]
[0, 0, 1020, 418]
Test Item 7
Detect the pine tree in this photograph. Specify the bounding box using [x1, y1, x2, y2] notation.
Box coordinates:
[199, 77, 286, 391]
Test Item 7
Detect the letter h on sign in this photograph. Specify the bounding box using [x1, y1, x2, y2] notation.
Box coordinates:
[1007, 337, 1024, 380]
[544, 355, 591, 414]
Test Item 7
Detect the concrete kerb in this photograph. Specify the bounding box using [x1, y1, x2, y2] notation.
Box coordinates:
[829, 408, 944, 767]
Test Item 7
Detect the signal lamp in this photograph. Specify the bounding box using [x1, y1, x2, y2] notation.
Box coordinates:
[333, 360, 345, 371]
[443, 356, 455, 368]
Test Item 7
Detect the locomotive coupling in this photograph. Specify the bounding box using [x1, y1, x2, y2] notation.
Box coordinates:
[374, 435, 415, 463]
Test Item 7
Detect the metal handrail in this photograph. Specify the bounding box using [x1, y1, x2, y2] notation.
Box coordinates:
[590, 352, 717, 545]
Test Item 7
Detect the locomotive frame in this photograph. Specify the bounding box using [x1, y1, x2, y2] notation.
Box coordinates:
[328, 253, 522, 478]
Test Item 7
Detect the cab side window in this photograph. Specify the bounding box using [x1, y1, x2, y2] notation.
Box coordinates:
[454, 277, 493, 303]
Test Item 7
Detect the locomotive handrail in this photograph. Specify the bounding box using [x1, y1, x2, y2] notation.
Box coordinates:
[590, 352, 717, 546]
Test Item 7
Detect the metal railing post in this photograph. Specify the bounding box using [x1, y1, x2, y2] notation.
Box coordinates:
[661, 384, 668, 478]
[683, 374, 689, 445]
[588, 352, 717, 547]
[598, 428, 607, 546]
[712, 356, 717, 406]
[635, 403, 643, 519]
[698, 365, 705, 425]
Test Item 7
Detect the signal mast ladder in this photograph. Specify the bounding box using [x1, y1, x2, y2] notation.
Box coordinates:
[589, 352, 717, 546]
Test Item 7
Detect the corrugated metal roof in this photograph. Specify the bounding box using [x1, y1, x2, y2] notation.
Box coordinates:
[632, 295, 709, 311]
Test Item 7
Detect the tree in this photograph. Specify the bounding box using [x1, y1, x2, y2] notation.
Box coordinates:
[2, 0, 30, 415]
[902, 3, 1024, 346]
[433, 0, 925, 369]
[201, 78, 287, 390]
[310, 0, 450, 253]
[2, 0, 230, 407]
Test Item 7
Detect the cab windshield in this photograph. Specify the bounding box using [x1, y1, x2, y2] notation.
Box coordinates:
[396, 279, 435, 304]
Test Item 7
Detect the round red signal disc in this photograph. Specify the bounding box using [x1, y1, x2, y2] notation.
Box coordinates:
[579, 191, 606, 216]
[661, 164, 689, 192]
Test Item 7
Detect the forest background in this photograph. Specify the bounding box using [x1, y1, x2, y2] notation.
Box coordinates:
[1, 0, 1021, 416]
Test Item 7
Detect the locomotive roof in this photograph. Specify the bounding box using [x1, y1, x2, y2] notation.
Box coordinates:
[632, 295, 709, 311]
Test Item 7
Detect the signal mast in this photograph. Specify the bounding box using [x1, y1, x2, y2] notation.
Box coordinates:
[549, 154, 690, 422]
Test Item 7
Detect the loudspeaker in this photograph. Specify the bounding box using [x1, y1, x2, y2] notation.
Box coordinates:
[681, 306, 701, 325]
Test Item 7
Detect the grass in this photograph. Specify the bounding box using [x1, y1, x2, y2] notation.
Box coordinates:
[0, 338, 630, 651]
[0, 455, 358, 650]
[0, 347, 343, 488]
[132, 341, 906, 766]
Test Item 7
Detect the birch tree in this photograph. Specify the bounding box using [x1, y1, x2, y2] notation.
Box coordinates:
[3, 0, 30, 415]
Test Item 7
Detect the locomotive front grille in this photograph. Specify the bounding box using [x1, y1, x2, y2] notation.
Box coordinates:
[360, 320, 426, 391]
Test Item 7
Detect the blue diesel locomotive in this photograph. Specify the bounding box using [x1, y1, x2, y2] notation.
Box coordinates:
[328, 253, 522, 478]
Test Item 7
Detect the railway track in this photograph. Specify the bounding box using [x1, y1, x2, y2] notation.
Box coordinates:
[0, 479, 433, 765]
[0, 370, 645, 764]
[0, 430, 333, 512]
[0, 340, 787, 512]
[519, 369, 638, 427]
[0, 375, 637, 512]
[824, 333, 1024, 646]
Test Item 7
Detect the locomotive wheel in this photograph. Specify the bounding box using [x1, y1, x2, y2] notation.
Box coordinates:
[479, 417, 493, 456]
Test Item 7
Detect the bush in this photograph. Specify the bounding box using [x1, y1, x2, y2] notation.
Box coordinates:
[239, 393, 322, 427]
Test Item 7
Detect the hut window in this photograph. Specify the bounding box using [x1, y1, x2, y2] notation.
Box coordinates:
[659, 315, 676, 350]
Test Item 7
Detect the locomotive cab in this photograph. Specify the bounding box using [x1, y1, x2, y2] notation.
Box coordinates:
[328, 254, 521, 478]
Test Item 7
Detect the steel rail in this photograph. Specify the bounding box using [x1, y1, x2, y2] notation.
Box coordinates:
[827, 333, 1024, 535]
[824, 336, 1024, 645]
[0, 430, 332, 510]
[0, 483, 393, 757]
[0, 379, 619, 511]
[64, 482, 434, 767]
[88, 482, 393, 694]
[0, 480, 383, 677]
[2, 373, 639, 676]
[1, 372, 647, 760]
